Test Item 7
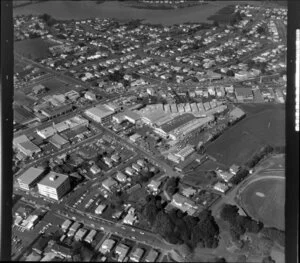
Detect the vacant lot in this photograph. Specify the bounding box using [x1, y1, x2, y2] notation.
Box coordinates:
[240, 177, 285, 230]
[14, 38, 54, 60]
[206, 105, 285, 167]
[40, 78, 71, 95]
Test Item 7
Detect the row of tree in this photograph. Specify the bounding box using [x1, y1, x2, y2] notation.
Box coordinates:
[245, 145, 275, 169]
[142, 195, 220, 250]
[220, 204, 264, 242]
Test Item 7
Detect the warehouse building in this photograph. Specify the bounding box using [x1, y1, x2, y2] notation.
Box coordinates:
[37, 172, 71, 200]
[49, 134, 70, 149]
[235, 88, 254, 102]
[84, 104, 114, 124]
[18, 167, 46, 191]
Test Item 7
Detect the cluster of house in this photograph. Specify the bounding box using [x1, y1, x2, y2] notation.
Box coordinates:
[99, 238, 159, 262]
[213, 164, 241, 193]
[14, 15, 49, 41]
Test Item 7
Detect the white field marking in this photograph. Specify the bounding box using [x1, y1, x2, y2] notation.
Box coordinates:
[256, 192, 265, 197]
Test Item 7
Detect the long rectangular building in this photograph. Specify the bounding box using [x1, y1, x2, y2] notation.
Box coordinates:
[18, 167, 46, 191]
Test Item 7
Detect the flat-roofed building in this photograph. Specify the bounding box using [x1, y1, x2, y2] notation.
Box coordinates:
[37, 172, 71, 200]
[66, 116, 89, 130]
[18, 140, 41, 157]
[175, 145, 195, 161]
[40, 104, 73, 119]
[235, 88, 254, 102]
[18, 167, 46, 191]
[49, 134, 69, 149]
[84, 104, 114, 124]
[123, 110, 141, 124]
[37, 126, 56, 139]
[196, 102, 205, 112]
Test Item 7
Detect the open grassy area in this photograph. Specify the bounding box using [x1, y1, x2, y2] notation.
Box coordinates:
[239, 177, 285, 230]
[14, 38, 55, 60]
[206, 104, 285, 167]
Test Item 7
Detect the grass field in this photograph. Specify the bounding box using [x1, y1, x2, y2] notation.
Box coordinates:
[40, 78, 71, 95]
[14, 38, 54, 60]
[206, 104, 285, 167]
[240, 177, 285, 230]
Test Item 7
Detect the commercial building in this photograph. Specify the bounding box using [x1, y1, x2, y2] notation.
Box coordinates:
[18, 167, 46, 191]
[37, 126, 56, 139]
[229, 107, 246, 121]
[235, 88, 254, 102]
[37, 172, 71, 200]
[175, 145, 195, 161]
[40, 104, 73, 119]
[13, 134, 41, 157]
[49, 134, 69, 149]
[169, 116, 214, 140]
[84, 104, 114, 124]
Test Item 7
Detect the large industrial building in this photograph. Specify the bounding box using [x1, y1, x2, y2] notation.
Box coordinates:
[84, 104, 115, 124]
[13, 135, 41, 157]
[37, 172, 71, 200]
[17, 167, 46, 191]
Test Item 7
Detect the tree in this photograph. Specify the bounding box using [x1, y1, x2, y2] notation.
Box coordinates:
[226, 70, 235, 77]
[165, 177, 180, 195]
[153, 211, 174, 237]
[262, 256, 276, 263]
[220, 204, 239, 223]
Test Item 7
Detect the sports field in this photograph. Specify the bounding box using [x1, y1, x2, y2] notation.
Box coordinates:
[239, 177, 285, 230]
[14, 38, 54, 60]
[206, 105, 285, 167]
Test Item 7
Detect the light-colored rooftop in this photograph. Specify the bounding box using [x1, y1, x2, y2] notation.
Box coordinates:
[18, 167, 45, 185]
[38, 172, 69, 189]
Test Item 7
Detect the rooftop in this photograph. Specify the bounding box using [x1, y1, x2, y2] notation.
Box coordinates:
[18, 167, 45, 185]
[38, 172, 69, 189]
